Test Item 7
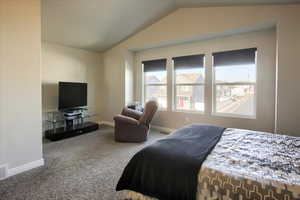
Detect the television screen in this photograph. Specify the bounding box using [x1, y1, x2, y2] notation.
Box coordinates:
[58, 82, 87, 110]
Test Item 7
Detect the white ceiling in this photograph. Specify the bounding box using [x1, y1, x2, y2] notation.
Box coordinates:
[42, 0, 300, 52]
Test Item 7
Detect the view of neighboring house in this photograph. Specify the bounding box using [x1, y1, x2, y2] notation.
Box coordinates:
[145, 70, 254, 115]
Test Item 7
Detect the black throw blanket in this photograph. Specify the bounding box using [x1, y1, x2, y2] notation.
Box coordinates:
[116, 124, 225, 200]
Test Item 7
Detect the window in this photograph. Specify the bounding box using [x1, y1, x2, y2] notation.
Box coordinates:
[143, 59, 167, 109]
[173, 54, 205, 111]
[213, 48, 257, 117]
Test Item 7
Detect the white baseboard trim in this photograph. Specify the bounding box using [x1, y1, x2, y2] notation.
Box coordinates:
[151, 125, 175, 134]
[99, 120, 114, 127]
[6, 158, 44, 179]
[99, 120, 174, 134]
[0, 164, 8, 181]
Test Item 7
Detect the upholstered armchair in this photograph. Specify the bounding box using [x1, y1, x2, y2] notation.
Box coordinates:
[113, 101, 158, 142]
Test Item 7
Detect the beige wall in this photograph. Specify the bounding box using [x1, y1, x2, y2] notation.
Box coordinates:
[0, 0, 42, 169]
[102, 49, 132, 121]
[0, 0, 5, 167]
[135, 29, 276, 132]
[41, 43, 102, 122]
[101, 4, 300, 136]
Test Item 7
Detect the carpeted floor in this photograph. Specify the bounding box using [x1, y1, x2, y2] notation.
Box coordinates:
[0, 125, 165, 200]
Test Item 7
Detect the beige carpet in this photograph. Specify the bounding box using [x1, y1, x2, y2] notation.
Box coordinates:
[0, 125, 165, 200]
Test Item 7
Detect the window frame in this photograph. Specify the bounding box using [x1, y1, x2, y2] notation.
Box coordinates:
[172, 58, 206, 113]
[142, 63, 168, 110]
[212, 51, 258, 119]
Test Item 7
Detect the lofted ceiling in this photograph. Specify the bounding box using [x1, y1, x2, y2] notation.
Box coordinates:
[42, 0, 300, 52]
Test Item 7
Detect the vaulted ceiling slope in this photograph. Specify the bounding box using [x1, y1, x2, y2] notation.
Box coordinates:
[42, 0, 300, 52]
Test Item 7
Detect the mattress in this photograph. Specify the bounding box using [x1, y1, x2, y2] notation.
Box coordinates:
[119, 128, 300, 200]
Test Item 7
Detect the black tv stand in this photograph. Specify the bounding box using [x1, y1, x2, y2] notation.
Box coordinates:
[45, 110, 99, 141]
[45, 122, 99, 141]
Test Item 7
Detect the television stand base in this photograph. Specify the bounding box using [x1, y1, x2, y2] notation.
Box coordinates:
[45, 122, 99, 141]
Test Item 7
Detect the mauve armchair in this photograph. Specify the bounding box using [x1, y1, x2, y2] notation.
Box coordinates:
[113, 101, 158, 142]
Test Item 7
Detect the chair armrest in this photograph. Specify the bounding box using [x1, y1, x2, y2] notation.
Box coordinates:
[121, 108, 143, 120]
[113, 115, 139, 125]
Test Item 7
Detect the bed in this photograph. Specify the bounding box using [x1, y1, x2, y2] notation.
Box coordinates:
[117, 125, 300, 200]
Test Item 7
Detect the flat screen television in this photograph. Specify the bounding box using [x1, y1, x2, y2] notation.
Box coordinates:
[58, 82, 87, 110]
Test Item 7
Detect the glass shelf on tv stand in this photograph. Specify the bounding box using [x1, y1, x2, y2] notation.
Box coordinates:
[45, 109, 98, 130]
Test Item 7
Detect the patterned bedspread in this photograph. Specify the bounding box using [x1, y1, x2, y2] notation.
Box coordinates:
[120, 128, 300, 200]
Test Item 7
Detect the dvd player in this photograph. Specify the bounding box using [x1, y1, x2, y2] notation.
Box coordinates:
[63, 110, 83, 117]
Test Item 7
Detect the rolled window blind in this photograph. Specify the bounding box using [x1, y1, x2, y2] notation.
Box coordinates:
[213, 48, 257, 67]
[142, 59, 167, 72]
[173, 54, 204, 70]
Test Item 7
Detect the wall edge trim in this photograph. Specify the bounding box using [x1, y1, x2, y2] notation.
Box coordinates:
[6, 159, 44, 179]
